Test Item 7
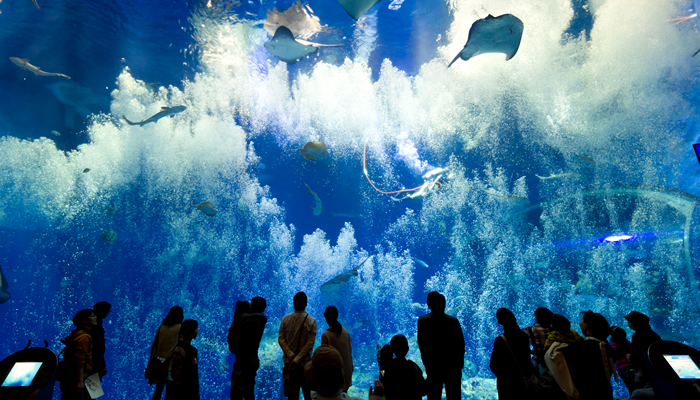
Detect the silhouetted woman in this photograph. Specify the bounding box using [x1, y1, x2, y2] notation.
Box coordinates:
[321, 306, 354, 392]
[147, 306, 184, 400]
[489, 308, 537, 400]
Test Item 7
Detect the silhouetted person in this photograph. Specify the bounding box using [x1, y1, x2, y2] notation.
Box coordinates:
[279, 292, 317, 400]
[489, 308, 536, 400]
[609, 326, 634, 393]
[321, 306, 354, 392]
[303, 345, 367, 400]
[228, 300, 250, 354]
[166, 319, 200, 400]
[148, 306, 184, 400]
[383, 335, 426, 400]
[417, 292, 465, 400]
[563, 311, 616, 400]
[92, 301, 111, 378]
[624, 310, 661, 391]
[376, 344, 393, 384]
[230, 297, 268, 400]
[60, 309, 98, 400]
[522, 307, 552, 371]
[629, 367, 654, 400]
[544, 313, 582, 353]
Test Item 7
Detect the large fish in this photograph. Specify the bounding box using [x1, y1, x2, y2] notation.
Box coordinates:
[287, 141, 329, 160]
[305, 184, 323, 216]
[320, 255, 372, 292]
[264, 26, 319, 64]
[10, 57, 71, 79]
[336, 0, 382, 21]
[0, 264, 12, 304]
[122, 106, 186, 127]
[448, 14, 524, 67]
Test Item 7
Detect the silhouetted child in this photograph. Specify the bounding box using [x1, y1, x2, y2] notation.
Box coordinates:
[609, 326, 634, 394]
[544, 314, 583, 353]
[166, 319, 200, 400]
[521, 307, 553, 371]
[383, 335, 426, 400]
[376, 344, 393, 383]
[60, 309, 98, 400]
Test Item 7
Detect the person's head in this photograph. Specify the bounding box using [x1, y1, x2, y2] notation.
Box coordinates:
[634, 366, 650, 385]
[304, 345, 345, 397]
[93, 301, 111, 319]
[390, 335, 409, 359]
[180, 319, 199, 341]
[294, 292, 307, 311]
[579, 311, 611, 340]
[324, 306, 339, 323]
[426, 291, 446, 313]
[534, 307, 553, 327]
[496, 308, 518, 330]
[72, 309, 97, 330]
[163, 306, 184, 326]
[610, 326, 628, 343]
[250, 297, 267, 313]
[551, 314, 571, 333]
[623, 311, 650, 331]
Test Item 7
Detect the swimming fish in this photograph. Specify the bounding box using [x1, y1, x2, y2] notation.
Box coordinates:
[485, 190, 528, 201]
[51, 130, 61, 137]
[192, 202, 217, 217]
[336, 0, 382, 21]
[535, 172, 582, 180]
[0, 264, 11, 304]
[574, 153, 596, 165]
[100, 229, 117, 243]
[331, 212, 364, 219]
[264, 1, 324, 39]
[10, 57, 71, 79]
[146, 82, 162, 92]
[264, 26, 319, 64]
[413, 258, 429, 269]
[320, 255, 373, 291]
[31, 0, 40, 9]
[448, 14, 524, 67]
[287, 141, 329, 160]
[305, 184, 323, 216]
[122, 106, 186, 127]
[83, 168, 90, 173]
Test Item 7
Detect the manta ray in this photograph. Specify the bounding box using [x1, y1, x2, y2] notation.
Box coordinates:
[0, 264, 11, 304]
[192, 202, 217, 217]
[264, 1, 324, 40]
[264, 27, 341, 64]
[320, 255, 373, 291]
[287, 141, 329, 160]
[336, 0, 382, 21]
[448, 14, 524, 67]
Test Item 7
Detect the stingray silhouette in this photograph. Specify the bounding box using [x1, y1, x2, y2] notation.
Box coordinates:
[448, 14, 524, 67]
[287, 141, 329, 160]
[336, 0, 382, 21]
[264, 26, 318, 64]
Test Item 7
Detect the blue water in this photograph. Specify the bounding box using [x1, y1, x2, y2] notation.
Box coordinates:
[1, 0, 700, 399]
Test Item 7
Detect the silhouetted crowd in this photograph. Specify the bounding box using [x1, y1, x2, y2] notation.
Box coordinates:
[57, 294, 663, 400]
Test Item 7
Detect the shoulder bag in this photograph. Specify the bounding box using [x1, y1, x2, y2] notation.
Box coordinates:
[500, 334, 540, 394]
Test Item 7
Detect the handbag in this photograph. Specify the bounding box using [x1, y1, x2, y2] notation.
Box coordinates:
[282, 314, 309, 397]
[501, 334, 541, 393]
[146, 326, 169, 383]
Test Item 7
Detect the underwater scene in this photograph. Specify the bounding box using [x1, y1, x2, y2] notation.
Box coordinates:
[1, 0, 700, 398]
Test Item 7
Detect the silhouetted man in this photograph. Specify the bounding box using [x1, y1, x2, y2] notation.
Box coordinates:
[279, 292, 317, 400]
[230, 296, 268, 400]
[417, 292, 465, 400]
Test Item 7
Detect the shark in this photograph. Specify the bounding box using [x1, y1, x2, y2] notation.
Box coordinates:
[305, 184, 323, 216]
[448, 14, 524, 67]
[574, 153, 596, 165]
[287, 141, 329, 160]
[535, 172, 582, 180]
[47, 81, 110, 128]
[123, 106, 186, 127]
[336, 0, 382, 21]
[264, 26, 341, 64]
[192, 202, 217, 217]
[0, 264, 11, 304]
[320, 255, 373, 291]
[10, 57, 71, 79]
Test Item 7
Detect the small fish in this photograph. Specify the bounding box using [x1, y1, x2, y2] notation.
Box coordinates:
[100, 228, 117, 243]
[535, 172, 582, 180]
[287, 141, 329, 160]
[413, 258, 429, 269]
[574, 153, 596, 165]
[305, 183, 323, 216]
[320, 255, 372, 291]
[83, 168, 90, 173]
[123, 105, 186, 127]
[10, 57, 71, 79]
[485, 190, 528, 201]
[192, 202, 217, 217]
[31, 0, 40, 9]
[331, 212, 364, 219]
[258, 162, 266, 170]
[50, 130, 61, 137]
[0, 264, 11, 304]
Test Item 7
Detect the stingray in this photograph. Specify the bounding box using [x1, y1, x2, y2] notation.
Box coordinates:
[448, 14, 524, 68]
[287, 141, 329, 160]
[264, 26, 319, 64]
[320, 255, 373, 292]
[192, 202, 217, 217]
[336, 0, 382, 21]
[0, 264, 11, 304]
[264, 1, 324, 40]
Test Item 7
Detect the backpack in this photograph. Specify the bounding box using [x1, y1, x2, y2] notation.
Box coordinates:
[227, 321, 242, 354]
[169, 346, 187, 384]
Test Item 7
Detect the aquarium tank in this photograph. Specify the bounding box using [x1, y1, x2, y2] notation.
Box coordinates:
[1, 0, 700, 398]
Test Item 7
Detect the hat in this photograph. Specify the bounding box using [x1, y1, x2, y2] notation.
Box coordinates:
[624, 311, 650, 327]
[304, 345, 345, 397]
